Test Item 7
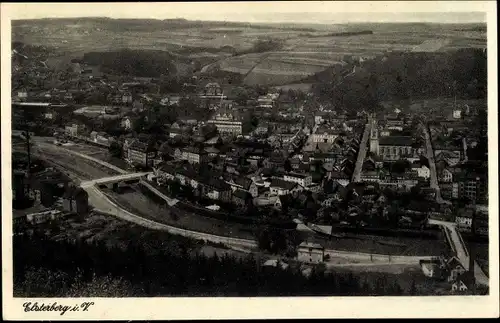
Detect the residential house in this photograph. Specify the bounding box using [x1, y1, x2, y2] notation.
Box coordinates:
[269, 178, 302, 196]
[440, 181, 460, 200]
[65, 123, 83, 137]
[121, 117, 133, 130]
[207, 108, 246, 135]
[297, 242, 324, 264]
[225, 174, 259, 197]
[200, 177, 232, 202]
[444, 256, 467, 283]
[329, 170, 351, 187]
[257, 93, 278, 108]
[311, 127, 341, 144]
[435, 150, 461, 166]
[254, 123, 269, 135]
[437, 168, 454, 183]
[204, 147, 220, 158]
[26, 209, 63, 225]
[175, 146, 208, 164]
[62, 186, 89, 216]
[455, 207, 474, 232]
[451, 272, 475, 294]
[283, 172, 313, 188]
[412, 163, 431, 179]
[232, 189, 253, 208]
[454, 171, 487, 203]
[127, 141, 157, 167]
[200, 82, 225, 98]
[123, 92, 133, 104]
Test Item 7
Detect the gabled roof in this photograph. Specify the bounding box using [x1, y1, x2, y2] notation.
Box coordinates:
[129, 140, 155, 152]
[298, 241, 324, 249]
[270, 178, 298, 190]
[446, 256, 465, 270]
[278, 194, 293, 206]
[379, 136, 413, 147]
[454, 271, 475, 288]
[233, 189, 251, 200]
[182, 146, 206, 155]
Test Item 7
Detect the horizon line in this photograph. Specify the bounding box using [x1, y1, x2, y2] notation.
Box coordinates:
[12, 14, 487, 25]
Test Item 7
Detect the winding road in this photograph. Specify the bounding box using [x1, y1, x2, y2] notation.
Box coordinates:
[30, 137, 444, 265]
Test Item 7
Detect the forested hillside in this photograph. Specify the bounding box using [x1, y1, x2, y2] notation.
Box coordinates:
[312, 48, 487, 111]
[82, 49, 179, 77]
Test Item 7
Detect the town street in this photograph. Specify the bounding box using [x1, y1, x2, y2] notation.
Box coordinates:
[352, 118, 371, 182]
[420, 123, 449, 204]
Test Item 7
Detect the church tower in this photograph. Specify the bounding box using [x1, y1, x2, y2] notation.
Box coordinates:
[369, 115, 379, 155]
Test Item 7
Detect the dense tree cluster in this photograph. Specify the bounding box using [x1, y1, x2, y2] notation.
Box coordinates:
[13, 230, 415, 297]
[312, 49, 487, 112]
[83, 50, 178, 77]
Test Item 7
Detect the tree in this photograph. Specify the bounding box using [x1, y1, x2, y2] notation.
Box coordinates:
[257, 228, 271, 252]
[409, 279, 417, 295]
[108, 141, 123, 158]
[391, 159, 410, 174]
[284, 159, 292, 173]
[66, 273, 143, 297]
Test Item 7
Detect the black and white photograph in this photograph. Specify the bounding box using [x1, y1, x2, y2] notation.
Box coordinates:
[2, 1, 498, 320]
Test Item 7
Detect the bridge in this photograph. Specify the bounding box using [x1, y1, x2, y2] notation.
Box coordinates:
[80, 172, 153, 188]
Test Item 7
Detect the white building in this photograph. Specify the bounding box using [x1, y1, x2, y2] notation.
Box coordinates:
[438, 168, 453, 183]
[312, 127, 341, 144]
[121, 117, 132, 130]
[412, 165, 430, 179]
[297, 242, 324, 264]
[207, 109, 245, 135]
[283, 172, 312, 188]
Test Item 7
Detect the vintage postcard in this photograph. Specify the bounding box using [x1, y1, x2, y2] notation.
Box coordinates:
[2, 1, 498, 320]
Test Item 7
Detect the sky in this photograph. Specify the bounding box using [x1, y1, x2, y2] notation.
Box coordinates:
[3, 1, 490, 23]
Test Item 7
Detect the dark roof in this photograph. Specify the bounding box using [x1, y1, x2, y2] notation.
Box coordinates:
[233, 189, 251, 200]
[379, 136, 413, 147]
[455, 271, 475, 288]
[63, 185, 88, 199]
[201, 176, 231, 191]
[285, 172, 310, 179]
[278, 194, 293, 205]
[129, 140, 155, 152]
[330, 171, 350, 179]
[270, 178, 298, 190]
[182, 146, 206, 155]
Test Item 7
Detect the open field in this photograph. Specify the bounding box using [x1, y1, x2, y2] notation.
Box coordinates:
[31, 143, 120, 180]
[308, 229, 450, 257]
[13, 19, 487, 86]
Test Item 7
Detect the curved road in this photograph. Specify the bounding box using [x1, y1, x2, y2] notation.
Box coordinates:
[32, 137, 435, 264]
[429, 219, 488, 287]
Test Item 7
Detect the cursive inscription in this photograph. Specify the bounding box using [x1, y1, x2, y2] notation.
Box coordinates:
[23, 302, 95, 315]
